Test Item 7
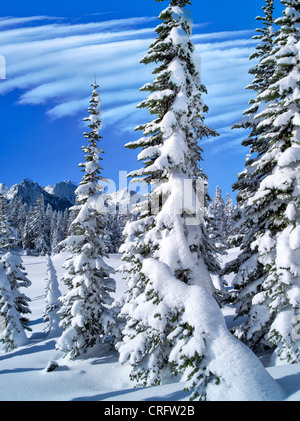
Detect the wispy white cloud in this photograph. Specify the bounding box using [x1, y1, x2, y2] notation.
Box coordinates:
[192, 29, 255, 41]
[210, 135, 249, 154]
[48, 89, 144, 119]
[0, 16, 62, 27]
[0, 16, 157, 45]
[0, 15, 256, 153]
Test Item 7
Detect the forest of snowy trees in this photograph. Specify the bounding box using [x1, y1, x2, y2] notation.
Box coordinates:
[0, 0, 299, 401]
[0, 183, 135, 256]
[0, 181, 235, 256]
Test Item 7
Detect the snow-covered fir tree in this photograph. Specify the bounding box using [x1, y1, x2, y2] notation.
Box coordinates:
[116, 0, 238, 399]
[29, 194, 50, 255]
[56, 82, 116, 359]
[232, 0, 277, 136]
[0, 261, 28, 352]
[0, 193, 18, 252]
[207, 186, 227, 252]
[223, 0, 278, 351]
[251, 0, 300, 362]
[5, 192, 71, 256]
[224, 193, 235, 246]
[116, 1, 288, 401]
[50, 209, 70, 255]
[8, 195, 24, 242]
[206, 186, 230, 300]
[43, 255, 62, 337]
[49, 210, 59, 254]
[61, 208, 71, 239]
[105, 213, 125, 254]
[22, 209, 33, 254]
[7, 196, 28, 247]
[224, 0, 300, 360]
[1, 252, 32, 335]
[44, 203, 53, 249]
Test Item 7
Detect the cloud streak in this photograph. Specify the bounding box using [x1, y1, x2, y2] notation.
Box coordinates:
[0, 15, 256, 153]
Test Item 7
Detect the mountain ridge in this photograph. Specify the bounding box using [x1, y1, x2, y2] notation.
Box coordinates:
[6, 179, 77, 212]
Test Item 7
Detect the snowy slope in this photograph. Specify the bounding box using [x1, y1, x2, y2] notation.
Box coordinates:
[0, 252, 299, 401]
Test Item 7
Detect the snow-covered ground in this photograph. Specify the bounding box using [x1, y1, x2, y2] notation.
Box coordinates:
[0, 250, 300, 401]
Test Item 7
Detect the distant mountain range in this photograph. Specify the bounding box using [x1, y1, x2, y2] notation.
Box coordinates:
[0, 179, 146, 213]
[1, 179, 77, 212]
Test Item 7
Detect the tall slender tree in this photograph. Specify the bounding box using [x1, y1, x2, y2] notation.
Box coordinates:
[223, 0, 278, 351]
[224, 193, 235, 246]
[43, 255, 62, 337]
[117, 0, 224, 395]
[208, 186, 227, 252]
[56, 82, 116, 359]
[0, 261, 27, 352]
[30, 194, 49, 256]
[224, 0, 300, 360]
[116, 3, 286, 400]
[250, 0, 300, 362]
[0, 193, 18, 252]
[1, 252, 32, 336]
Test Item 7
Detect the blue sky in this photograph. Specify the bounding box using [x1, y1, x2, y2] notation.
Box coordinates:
[0, 0, 283, 200]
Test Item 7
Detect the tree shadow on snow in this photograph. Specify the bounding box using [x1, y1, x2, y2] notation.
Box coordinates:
[143, 389, 189, 401]
[0, 366, 41, 375]
[0, 339, 56, 362]
[71, 382, 189, 402]
[276, 371, 300, 399]
[29, 317, 44, 328]
[71, 387, 140, 401]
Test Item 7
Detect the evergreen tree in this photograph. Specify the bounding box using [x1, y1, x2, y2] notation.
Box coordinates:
[232, 0, 277, 144]
[207, 186, 227, 252]
[224, 0, 300, 359]
[1, 252, 32, 333]
[21, 194, 50, 255]
[50, 211, 65, 255]
[117, 0, 225, 398]
[8, 195, 23, 244]
[250, 0, 300, 362]
[56, 82, 116, 359]
[17, 202, 28, 244]
[206, 186, 229, 300]
[22, 208, 33, 254]
[0, 261, 27, 352]
[49, 210, 59, 254]
[224, 193, 235, 246]
[0, 193, 18, 252]
[44, 203, 53, 251]
[30, 194, 49, 256]
[43, 255, 62, 337]
[223, 0, 278, 351]
[62, 209, 70, 238]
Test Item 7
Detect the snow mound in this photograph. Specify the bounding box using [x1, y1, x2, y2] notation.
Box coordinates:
[0, 253, 298, 401]
[142, 258, 285, 401]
